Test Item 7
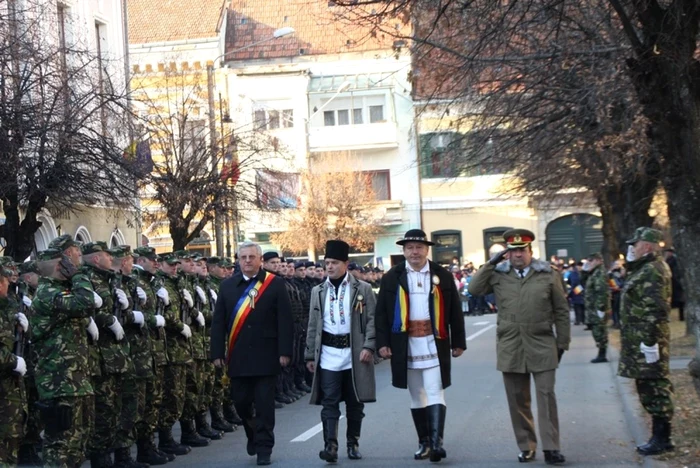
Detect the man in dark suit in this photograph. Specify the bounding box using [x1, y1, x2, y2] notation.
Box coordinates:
[211, 242, 293, 466]
[376, 229, 467, 462]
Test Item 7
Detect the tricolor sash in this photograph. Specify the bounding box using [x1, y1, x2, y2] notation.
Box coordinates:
[226, 271, 275, 363]
[392, 286, 410, 333]
[392, 283, 447, 339]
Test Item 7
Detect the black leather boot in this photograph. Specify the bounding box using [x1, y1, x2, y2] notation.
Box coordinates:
[136, 438, 169, 465]
[210, 406, 235, 433]
[319, 419, 339, 463]
[411, 408, 431, 460]
[222, 402, 243, 425]
[346, 419, 362, 460]
[543, 450, 566, 465]
[427, 404, 447, 462]
[18, 443, 43, 466]
[114, 446, 149, 468]
[591, 346, 608, 363]
[158, 428, 190, 456]
[180, 419, 210, 447]
[637, 417, 675, 455]
[195, 411, 223, 440]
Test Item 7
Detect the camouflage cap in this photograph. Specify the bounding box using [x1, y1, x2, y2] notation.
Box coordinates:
[159, 252, 181, 265]
[626, 227, 663, 245]
[206, 256, 223, 265]
[221, 257, 235, 268]
[107, 245, 132, 258]
[81, 241, 110, 255]
[37, 249, 63, 261]
[133, 246, 159, 260]
[0, 267, 13, 278]
[173, 250, 193, 260]
[0, 256, 17, 267]
[190, 252, 204, 262]
[588, 252, 603, 261]
[49, 234, 82, 251]
[19, 261, 39, 275]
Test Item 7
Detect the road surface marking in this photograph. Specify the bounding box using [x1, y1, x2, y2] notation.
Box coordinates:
[467, 324, 495, 341]
[473, 321, 490, 326]
[291, 416, 345, 442]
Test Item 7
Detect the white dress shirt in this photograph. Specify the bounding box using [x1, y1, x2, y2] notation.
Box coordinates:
[319, 274, 353, 371]
[406, 261, 439, 369]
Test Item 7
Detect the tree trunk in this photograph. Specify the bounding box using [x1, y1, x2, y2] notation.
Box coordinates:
[597, 191, 622, 266]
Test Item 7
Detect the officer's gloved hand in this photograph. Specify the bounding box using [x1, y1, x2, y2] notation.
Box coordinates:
[22, 295, 32, 308]
[13, 356, 27, 376]
[86, 317, 99, 341]
[181, 324, 192, 339]
[136, 287, 148, 305]
[15, 312, 29, 332]
[114, 289, 129, 310]
[154, 314, 165, 328]
[596, 310, 605, 319]
[156, 287, 170, 306]
[108, 316, 125, 341]
[640, 343, 660, 363]
[195, 312, 205, 327]
[93, 291, 104, 309]
[181, 290, 194, 308]
[195, 285, 207, 304]
[132, 311, 145, 328]
[209, 289, 218, 304]
[489, 249, 509, 266]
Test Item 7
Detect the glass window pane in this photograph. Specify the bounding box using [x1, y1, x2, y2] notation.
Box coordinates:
[370, 171, 390, 200]
[369, 105, 384, 123]
[324, 111, 335, 126]
[268, 110, 280, 129]
[282, 109, 294, 127]
[337, 109, 350, 125]
[254, 109, 267, 128]
[353, 108, 363, 124]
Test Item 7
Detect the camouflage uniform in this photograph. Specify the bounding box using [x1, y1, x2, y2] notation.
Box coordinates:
[618, 227, 674, 456]
[0, 268, 26, 466]
[32, 248, 96, 468]
[81, 242, 133, 463]
[584, 262, 611, 352]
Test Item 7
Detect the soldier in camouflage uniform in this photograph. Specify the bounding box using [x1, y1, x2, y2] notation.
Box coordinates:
[584, 253, 611, 363]
[0, 266, 27, 466]
[156, 253, 192, 456]
[292, 262, 312, 394]
[109, 246, 150, 468]
[32, 240, 98, 467]
[17, 261, 43, 465]
[617, 227, 674, 456]
[80, 241, 132, 468]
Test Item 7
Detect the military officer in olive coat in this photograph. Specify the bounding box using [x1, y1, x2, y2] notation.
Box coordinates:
[469, 229, 570, 465]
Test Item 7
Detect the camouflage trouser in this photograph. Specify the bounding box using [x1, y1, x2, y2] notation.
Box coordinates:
[43, 395, 92, 468]
[115, 377, 147, 449]
[636, 378, 674, 419]
[89, 373, 123, 455]
[136, 366, 164, 442]
[591, 320, 608, 348]
[212, 367, 225, 410]
[0, 396, 25, 467]
[21, 375, 42, 448]
[158, 365, 186, 430]
[0, 437, 20, 467]
[198, 360, 215, 413]
[181, 362, 203, 421]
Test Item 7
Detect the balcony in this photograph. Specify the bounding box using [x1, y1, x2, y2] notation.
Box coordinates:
[308, 122, 399, 152]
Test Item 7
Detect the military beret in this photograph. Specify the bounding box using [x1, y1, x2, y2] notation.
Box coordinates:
[49, 234, 82, 251]
[294, 261, 306, 269]
[133, 246, 159, 260]
[37, 249, 63, 261]
[159, 252, 181, 265]
[626, 227, 663, 245]
[206, 256, 223, 265]
[173, 250, 192, 259]
[19, 261, 39, 275]
[107, 245, 132, 258]
[502, 229, 535, 249]
[81, 241, 110, 255]
[262, 252, 279, 262]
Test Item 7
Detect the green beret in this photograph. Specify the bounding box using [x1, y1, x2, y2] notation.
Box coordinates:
[81, 241, 110, 255]
[49, 234, 82, 251]
[107, 245, 132, 258]
[37, 249, 63, 261]
[19, 261, 39, 275]
[626, 227, 663, 245]
[134, 247, 159, 260]
[159, 252, 181, 265]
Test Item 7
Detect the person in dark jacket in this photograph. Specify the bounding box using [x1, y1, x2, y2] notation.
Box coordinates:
[567, 262, 585, 325]
[376, 229, 467, 462]
[211, 242, 293, 466]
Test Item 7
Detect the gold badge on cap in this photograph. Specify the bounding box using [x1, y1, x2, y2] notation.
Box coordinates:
[514, 234, 522, 242]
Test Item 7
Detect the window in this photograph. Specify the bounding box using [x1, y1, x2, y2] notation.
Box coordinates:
[369, 105, 384, 123]
[317, 96, 387, 127]
[353, 108, 363, 124]
[282, 109, 294, 128]
[420, 131, 508, 178]
[255, 170, 300, 209]
[324, 111, 335, 126]
[268, 110, 280, 129]
[366, 170, 390, 200]
[253, 108, 294, 130]
[337, 109, 350, 125]
[181, 120, 206, 158]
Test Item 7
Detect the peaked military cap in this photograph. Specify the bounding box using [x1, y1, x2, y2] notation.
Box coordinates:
[81, 241, 110, 255]
[173, 250, 193, 259]
[396, 229, 434, 246]
[19, 261, 39, 275]
[626, 227, 663, 245]
[503, 229, 535, 249]
[37, 249, 63, 261]
[293, 261, 306, 269]
[190, 252, 204, 261]
[133, 246, 159, 260]
[305, 261, 315, 268]
[108, 245, 132, 258]
[159, 252, 181, 265]
[49, 234, 82, 251]
[348, 262, 360, 271]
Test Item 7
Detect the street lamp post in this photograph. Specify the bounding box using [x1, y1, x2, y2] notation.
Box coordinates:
[207, 27, 295, 256]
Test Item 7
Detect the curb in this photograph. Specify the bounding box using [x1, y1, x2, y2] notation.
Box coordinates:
[607, 345, 670, 468]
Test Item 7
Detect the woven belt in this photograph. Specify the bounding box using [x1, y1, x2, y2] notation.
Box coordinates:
[408, 320, 433, 337]
[322, 331, 350, 349]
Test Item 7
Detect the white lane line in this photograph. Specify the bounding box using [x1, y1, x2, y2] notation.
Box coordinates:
[467, 324, 495, 341]
[473, 321, 490, 326]
[291, 416, 344, 442]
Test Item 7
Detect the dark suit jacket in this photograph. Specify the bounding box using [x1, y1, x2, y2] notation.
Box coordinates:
[376, 260, 467, 389]
[210, 269, 293, 377]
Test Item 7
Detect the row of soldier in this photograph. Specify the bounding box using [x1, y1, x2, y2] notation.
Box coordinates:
[0, 235, 256, 468]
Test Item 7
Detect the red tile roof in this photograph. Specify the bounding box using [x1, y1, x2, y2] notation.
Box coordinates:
[128, 0, 229, 44]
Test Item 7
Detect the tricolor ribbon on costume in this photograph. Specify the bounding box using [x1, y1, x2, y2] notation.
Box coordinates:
[392, 286, 410, 333]
[428, 284, 448, 339]
[225, 272, 275, 363]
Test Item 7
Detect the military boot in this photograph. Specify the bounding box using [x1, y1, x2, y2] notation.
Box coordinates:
[210, 406, 235, 433]
[195, 411, 223, 440]
[427, 404, 447, 462]
[410, 408, 431, 460]
[637, 417, 675, 455]
[319, 419, 339, 463]
[180, 419, 210, 447]
[158, 428, 191, 456]
[136, 438, 169, 465]
[346, 419, 363, 460]
[590, 346, 608, 363]
[90, 453, 112, 468]
[113, 447, 148, 468]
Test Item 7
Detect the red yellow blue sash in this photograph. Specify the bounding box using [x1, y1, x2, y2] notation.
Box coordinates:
[392, 286, 410, 333]
[392, 283, 447, 339]
[226, 272, 275, 363]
